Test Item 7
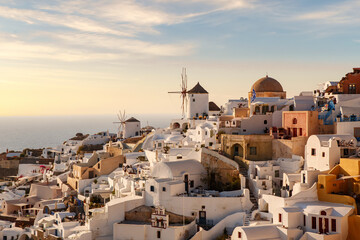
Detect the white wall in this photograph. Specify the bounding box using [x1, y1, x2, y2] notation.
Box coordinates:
[124, 121, 141, 139]
[157, 195, 252, 224]
[191, 212, 245, 240]
[336, 121, 360, 138]
[113, 220, 197, 240]
[305, 136, 340, 171]
[187, 93, 209, 119]
[239, 115, 272, 135]
[88, 195, 145, 239]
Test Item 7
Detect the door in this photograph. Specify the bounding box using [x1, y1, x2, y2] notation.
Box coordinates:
[89, 171, 94, 178]
[184, 174, 189, 193]
[325, 218, 329, 233]
[234, 145, 239, 156]
[199, 210, 206, 225]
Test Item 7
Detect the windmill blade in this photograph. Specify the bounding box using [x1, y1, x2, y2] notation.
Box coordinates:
[168, 91, 182, 93]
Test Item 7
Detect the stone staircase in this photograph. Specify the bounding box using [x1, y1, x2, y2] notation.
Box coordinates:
[239, 165, 258, 226]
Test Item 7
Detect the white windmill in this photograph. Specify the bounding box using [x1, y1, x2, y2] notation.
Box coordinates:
[168, 67, 188, 117]
[113, 110, 127, 139]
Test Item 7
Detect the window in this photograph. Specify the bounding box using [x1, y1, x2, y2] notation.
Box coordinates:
[354, 128, 360, 139]
[162, 187, 166, 192]
[98, 163, 100, 169]
[311, 148, 316, 156]
[264, 120, 267, 124]
[299, 128, 303, 136]
[157, 231, 161, 238]
[262, 105, 269, 113]
[205, 131, 208, 135]
[238, 232, 242, 238]
[150, 186, 154, 192]
[303, 215, 306, 226]
[321, 152, 325, 157]
[193, 98, 195, 102]
[331, 219, 336, 232]
[202, 205, 205, 209]
[279, 213, 282, 222]
[292, 118, 297, 124]
[190, 180, 194, 188]
[344, 148, 349, 156]
[312, 217, 316, 229]
[348, 84, 356, 94]
[275, 170, 279, 178]
[271, 106, 275, 112]
[198, 131, 200, 135]
[250, 147, 257, 155]
[321, 211, 326, 216]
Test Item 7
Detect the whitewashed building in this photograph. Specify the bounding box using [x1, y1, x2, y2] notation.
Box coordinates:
[186, 82, 209, 119]
[123, 117, 141, 139]
[305, 135, 357, 171]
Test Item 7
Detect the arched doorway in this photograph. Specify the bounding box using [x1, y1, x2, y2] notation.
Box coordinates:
[172, 122, 180, 129]
[231, 144, 243, 159]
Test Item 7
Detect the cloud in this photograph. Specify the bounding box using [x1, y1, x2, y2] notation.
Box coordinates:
[0, 5, 132, 36]
[52, 32, 195, 57]
[0, 0, 267, 63]
[0, 32, 195, 62]
[294, 0, 360, 24]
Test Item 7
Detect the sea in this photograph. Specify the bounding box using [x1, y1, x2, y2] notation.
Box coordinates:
[0, 114, 179, 153]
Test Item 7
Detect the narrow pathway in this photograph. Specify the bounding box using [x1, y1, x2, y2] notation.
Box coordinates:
[239, 165, 258, 226]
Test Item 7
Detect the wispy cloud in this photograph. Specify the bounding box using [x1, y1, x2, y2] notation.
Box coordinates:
[294, 0, 360, 24]
[0, 5, 132, 36]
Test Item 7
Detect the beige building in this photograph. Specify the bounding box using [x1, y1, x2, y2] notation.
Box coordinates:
[221, 134, 273, 161]
[221, 134, 308, 161]
[67, 152, 124, 191]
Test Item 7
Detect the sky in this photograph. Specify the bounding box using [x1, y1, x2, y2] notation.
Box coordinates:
[0, 0, 360, 116]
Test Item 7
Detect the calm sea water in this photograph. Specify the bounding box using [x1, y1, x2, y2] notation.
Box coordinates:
[0, 114, 179, 153]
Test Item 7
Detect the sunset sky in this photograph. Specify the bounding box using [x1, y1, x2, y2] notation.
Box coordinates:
[0, 0, 360, 116]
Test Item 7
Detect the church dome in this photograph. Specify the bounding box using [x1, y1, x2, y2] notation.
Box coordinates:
[251, 76, 284, 92]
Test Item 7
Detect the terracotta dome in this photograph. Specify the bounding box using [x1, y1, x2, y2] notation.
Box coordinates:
[251, 76, 283, 92]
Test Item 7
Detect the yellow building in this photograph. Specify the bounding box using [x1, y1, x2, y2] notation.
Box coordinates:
[317, 157, 360, 239]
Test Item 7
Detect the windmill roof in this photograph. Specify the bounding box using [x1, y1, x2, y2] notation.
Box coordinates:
[188, 82, 208, 94]
[125, 117, 140, 123]
[209, 101, 220, 111]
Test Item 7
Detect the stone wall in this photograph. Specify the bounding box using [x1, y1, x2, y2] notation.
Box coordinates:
[0, 159, 19, 178]
[201, 148, 240, 190]
[272, 137, 308, 159]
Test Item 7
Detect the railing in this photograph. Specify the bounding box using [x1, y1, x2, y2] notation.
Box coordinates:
[338, 115, 360, 122]
[196, 219, 214, 227]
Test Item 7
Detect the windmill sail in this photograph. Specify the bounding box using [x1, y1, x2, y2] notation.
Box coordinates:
[168, 68, 188, 117]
